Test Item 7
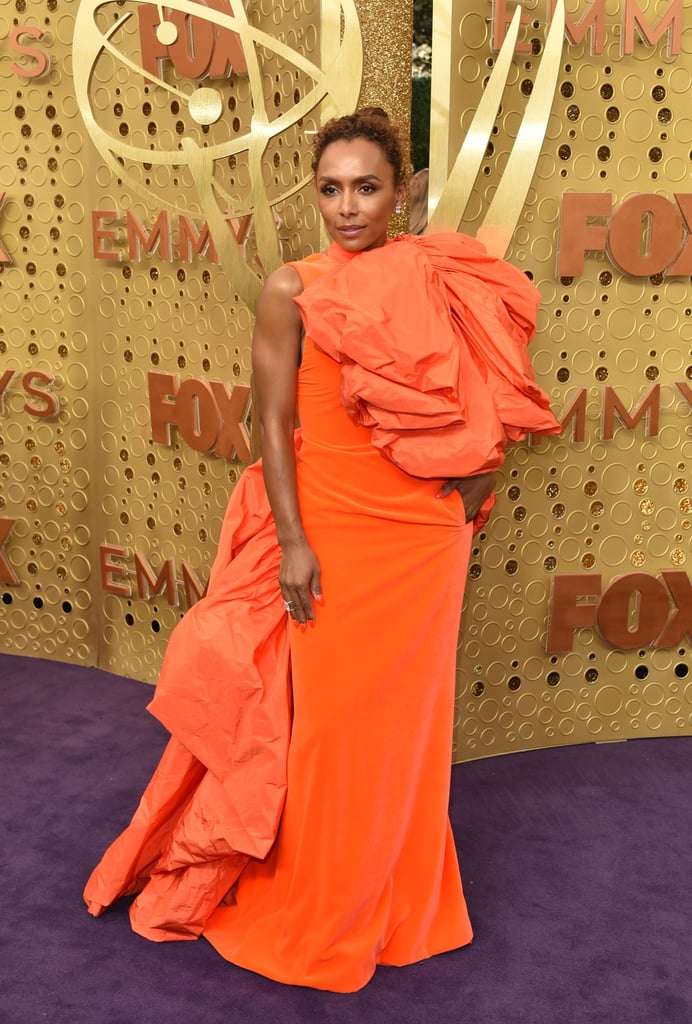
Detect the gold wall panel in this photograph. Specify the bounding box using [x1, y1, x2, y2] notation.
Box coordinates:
[1, 1, 690, 765]
[434, 0, 692, 761]
[0, 0, 408, 679]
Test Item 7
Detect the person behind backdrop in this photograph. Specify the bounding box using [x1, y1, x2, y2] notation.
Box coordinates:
[84, 107, 560, 992]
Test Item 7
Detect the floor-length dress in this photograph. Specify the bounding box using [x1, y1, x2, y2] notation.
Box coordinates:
[83, 232, 559, 994]
[202, 245, 475, 990]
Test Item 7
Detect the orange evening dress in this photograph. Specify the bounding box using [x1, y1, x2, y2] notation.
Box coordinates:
[202, 245, 475, 990]
[83, 233, 560, 993]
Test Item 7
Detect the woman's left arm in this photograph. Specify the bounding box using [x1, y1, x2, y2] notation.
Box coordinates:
[436, 473, 496, 523]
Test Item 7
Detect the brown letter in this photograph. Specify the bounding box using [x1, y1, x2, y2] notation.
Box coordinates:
[92, 210, 121, 261]
[655, 572, 692, 647]
[179, 216, 217, 262]
[135, 551, 178, 606]
[558, 193, 612, 277]
[602, 383, 659, 440]
[127, 209, 172, 261]
[182, 562, 207, 608]
[623, 0, 682, 57]
[176, 379, 219, 452]
[227, 214, 253, 246]
[491, 0, 532, 52]
[202, 0, 248, 76]
[597, 573, 669, 649]
[209, 381, 251, 460]
[546, 574, 601, 653]
[167, 10, 214, 78]
[149, 371, 179, 445]
[10, 26, 50, 78]
[0, 518, 19, 585]
[0, 370, 15, 413]
[23, 371, 59, 418]
[550, 0, 606, 53]
[0, 192, 10, 264]
[555, 389, 587, 443]
[137, 4, 169, 83]
[608, 194, 683, 276]
[675, 381, 692, 408]
[100, 544, 131, 597]
[668, 195, 692, 275]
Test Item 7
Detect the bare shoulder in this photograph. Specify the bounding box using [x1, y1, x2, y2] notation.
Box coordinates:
[259, 264, 304, 305]
[255, 267, 303, 339]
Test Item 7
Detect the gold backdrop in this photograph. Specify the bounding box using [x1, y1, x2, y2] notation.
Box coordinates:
[434, 0, 692, 759]
[0, 0, 409, 672]
[0, 0, 690, 762]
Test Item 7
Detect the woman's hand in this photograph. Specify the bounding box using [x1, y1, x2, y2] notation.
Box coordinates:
[279, 539, 322, 627]
[436, 472, 496, 523]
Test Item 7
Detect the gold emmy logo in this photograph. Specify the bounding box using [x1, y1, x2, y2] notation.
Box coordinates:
[73, 0, 363, 309]
[74, 0, 564, 295]
[428, 0, 565, 258]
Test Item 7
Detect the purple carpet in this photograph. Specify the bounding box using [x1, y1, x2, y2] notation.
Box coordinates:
[1, 651, 690, 1023]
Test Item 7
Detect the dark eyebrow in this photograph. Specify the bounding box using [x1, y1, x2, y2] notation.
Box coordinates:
[317, 174, 383, 184]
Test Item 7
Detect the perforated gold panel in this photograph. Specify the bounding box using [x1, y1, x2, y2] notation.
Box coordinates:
[433, 0, 692, 760]
[2, 1, 690, 763]
[0, 0, 409, 679]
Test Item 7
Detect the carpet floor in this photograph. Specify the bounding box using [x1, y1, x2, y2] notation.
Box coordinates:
[1, 652, 690, 1024]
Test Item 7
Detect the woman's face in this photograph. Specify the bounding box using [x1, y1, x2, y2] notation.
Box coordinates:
[315, 137, 406, 253]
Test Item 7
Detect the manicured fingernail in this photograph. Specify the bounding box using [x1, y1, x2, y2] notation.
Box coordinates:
[308, 619, 315, 628]
[434, 488, 443, 498]
[314, 593, 323, 603]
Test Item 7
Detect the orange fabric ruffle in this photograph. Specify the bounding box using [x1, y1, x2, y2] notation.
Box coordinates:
[294, 232, 561, 482]
[83, 458, 291, 939]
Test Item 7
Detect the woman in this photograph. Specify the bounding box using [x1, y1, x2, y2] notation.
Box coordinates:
[84, 109, 559, 992]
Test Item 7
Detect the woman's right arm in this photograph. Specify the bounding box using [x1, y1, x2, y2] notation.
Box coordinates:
[252, 267, 322, 626]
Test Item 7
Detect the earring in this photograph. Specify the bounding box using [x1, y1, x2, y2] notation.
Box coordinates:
[394, 204, 402, 214]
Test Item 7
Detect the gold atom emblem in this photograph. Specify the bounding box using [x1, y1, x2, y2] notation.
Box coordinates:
[73, 0, 363, 307]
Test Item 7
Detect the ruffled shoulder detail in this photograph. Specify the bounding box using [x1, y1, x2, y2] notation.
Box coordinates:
[294, 233, 560, 481]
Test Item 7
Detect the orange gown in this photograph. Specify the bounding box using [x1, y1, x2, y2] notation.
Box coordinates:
[83, 233, 560, 993]
[203, 246, 475, 990]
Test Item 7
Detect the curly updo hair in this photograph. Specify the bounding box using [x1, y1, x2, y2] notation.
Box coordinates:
[311, 107, 406, 187]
